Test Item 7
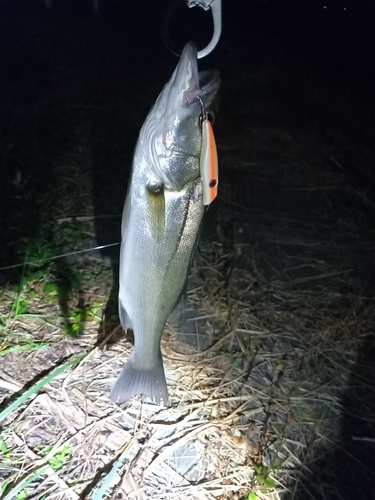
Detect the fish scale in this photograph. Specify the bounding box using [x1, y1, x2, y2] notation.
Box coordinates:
[110, 42, 220, 406]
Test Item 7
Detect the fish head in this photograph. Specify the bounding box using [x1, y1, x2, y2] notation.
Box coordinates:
[142, 42, 220, 191]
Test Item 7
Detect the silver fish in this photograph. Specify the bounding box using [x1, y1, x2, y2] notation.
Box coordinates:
[110, 42, 220, 405]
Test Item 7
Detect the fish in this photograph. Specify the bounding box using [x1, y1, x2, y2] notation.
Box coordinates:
[110, 42, 220, 406]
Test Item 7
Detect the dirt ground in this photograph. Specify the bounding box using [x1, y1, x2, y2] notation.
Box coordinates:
[1, 1, 375, 499]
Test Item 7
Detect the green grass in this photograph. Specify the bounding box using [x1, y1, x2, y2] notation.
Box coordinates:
[0, 334, 48, 357]
[0, 353, 86, 423]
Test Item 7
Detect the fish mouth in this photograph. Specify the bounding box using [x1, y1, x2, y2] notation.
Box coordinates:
[173, 42, 220, 109]
[145, 41, 220, 190]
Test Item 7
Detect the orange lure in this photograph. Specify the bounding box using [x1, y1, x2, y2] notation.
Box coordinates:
[200, 118, 218, 206]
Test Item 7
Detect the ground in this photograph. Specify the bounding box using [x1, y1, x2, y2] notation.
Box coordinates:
[1, 1, 375, 500]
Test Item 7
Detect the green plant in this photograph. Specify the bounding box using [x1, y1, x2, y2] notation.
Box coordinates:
[0, 434, 10, 460]
[5, 238, 57, 321]
[58, 219, 90, 246]
[10, 297, 28, 316]
[38, 444, 71, 471]
[253, 464, 276, 493]
[1, 481, 9, 496]
[62, 301, 102, 336]
[85, 301, 103, 321]
[42, 281, 71, 303]
[22, 238, 56, 282]
[48, 445, 71, 471]
[8, 277, 30, 318]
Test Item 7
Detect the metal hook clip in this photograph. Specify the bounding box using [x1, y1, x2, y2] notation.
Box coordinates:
[162, 0, 222, 59]
[185, 0, 222, 59]
[196, 95, 208, 121]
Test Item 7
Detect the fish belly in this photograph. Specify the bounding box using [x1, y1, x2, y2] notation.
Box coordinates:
[110, 179, 204, 405]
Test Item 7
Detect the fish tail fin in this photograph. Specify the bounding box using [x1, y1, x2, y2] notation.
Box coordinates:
[110, 352, 168, 406]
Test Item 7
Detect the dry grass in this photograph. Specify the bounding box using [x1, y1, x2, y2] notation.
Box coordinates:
[1, 219, 374, 499]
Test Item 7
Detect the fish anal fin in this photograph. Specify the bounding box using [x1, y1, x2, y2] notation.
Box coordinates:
[118, 299, 132, 332]
[110, 352, 168, 406]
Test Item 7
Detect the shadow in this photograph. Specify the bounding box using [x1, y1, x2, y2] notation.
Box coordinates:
[88, 0, 174, 342]
[0, 2, 84, 287]
[53, 258, 87, 338]
[293, 331, 375, 500]
[0, 8, 96, 284]
[0, 0, 174, 341]
[0, 2, 130, 344]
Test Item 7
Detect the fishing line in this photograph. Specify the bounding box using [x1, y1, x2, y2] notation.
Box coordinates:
[0, 242, 120, 272]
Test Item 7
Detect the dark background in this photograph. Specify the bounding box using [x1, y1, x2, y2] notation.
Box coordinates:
[1, 0, 374, 270]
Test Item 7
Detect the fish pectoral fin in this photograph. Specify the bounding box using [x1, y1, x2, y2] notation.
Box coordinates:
[110, 351, 168, 406]
[121, 187, 132, 238]
[146, 183, 165, 241]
